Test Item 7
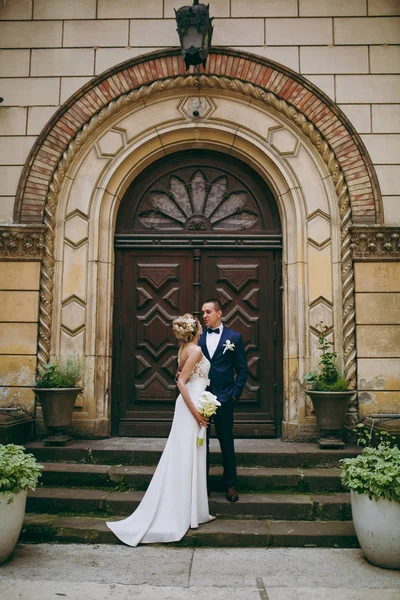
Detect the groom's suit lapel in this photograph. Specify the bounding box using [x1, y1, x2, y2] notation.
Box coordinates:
[212, 326, 230, 361]
[199, 331, 211, 361]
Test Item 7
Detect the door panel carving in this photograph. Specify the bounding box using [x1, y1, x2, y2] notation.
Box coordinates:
[114, 251, 192, 434]
[203, 253, 276, 424]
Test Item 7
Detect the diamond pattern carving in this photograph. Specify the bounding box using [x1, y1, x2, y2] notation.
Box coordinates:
[137, 287, 153, 308]
[135, 355, 151, 377]
[308, 213, 331, 247]
[225, 311, 258, 352]
[269, 127, 298, 155]
[65, 214, 88, 247]
[97, 130, 124, 157]
[135, 372, 175, 393]
[309, 297, 333, 333]
[61, 299, 86, 335]
[217, 287, 233, 308]
[138, 263, 179, 289]
[243, 287, 259, 310]
[247, 356, 259, 378]
[218, 264, 258, 292]
[137, 312, 173, 359]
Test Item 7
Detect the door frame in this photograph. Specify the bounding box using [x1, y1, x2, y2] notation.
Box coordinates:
[45, 80, 352, 440]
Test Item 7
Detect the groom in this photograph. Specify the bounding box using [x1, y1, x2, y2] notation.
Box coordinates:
[199, 299, 248, 502]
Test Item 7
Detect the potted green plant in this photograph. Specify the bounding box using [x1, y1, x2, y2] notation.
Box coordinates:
[341, 425, 400, 569]
[0, 444, 42, 563]
[304, 323, 355, 449]
[32, 354, 83, 446]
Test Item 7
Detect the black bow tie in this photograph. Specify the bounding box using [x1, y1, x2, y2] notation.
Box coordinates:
[207, 327, 220, 334]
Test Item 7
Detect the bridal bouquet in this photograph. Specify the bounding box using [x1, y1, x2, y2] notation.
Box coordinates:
[196, 391, 221, 446]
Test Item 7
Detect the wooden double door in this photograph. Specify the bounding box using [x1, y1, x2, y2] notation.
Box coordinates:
[112, 247, 283, 437]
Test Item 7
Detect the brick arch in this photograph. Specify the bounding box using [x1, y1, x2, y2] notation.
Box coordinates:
[15, 48, 382, 225]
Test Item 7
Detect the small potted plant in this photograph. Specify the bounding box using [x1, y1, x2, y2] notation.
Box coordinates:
[341, 425, 400, 569]
[0, 444, 42, 563]
[32, 354, 83, 446]
[304, 323, 355, 449]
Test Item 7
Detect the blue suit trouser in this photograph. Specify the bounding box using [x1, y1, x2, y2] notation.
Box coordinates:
[206, 397, 237, 487]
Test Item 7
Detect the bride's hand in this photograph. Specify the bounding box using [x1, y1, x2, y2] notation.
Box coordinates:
[195, 411, 209, 428]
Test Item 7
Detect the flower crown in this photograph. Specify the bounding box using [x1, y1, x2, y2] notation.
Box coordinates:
[176, 315, 197, 332]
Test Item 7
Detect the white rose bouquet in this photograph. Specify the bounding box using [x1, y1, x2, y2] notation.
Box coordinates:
[196, 391, 221, 446]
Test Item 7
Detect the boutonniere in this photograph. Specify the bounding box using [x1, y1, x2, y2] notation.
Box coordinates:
[223, 340, 235, 354]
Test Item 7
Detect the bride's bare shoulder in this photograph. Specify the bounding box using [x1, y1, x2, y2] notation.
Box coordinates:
[186, 344, 202, 359]
[178, 343, 201, 368]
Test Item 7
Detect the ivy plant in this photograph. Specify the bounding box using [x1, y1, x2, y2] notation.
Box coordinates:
[0, 444, 43, 496]
[341, 443, 400, 503]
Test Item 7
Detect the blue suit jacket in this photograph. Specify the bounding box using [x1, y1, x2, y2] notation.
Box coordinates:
[199, 327, 248, 403]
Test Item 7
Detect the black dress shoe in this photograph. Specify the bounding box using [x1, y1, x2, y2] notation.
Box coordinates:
[226, 486, 239, 502]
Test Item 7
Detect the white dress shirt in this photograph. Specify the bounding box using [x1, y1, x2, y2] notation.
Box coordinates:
[206, 323, 223, 359]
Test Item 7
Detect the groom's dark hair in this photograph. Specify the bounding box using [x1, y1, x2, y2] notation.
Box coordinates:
[204, 298, 222, 312]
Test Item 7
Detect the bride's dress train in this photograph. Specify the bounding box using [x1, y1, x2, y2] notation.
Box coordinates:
[106, 354, 214, 546]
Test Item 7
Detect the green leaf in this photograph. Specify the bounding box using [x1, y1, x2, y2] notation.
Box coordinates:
[0, 444, 43, 494]
[341, 443, 400, 503]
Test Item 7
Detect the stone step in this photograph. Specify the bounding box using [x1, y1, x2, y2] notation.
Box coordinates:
[20, 514, 358, 548]
[25, 438, 360, 469]
[26, 487, 352, 521]
[39, 463, 345, 493]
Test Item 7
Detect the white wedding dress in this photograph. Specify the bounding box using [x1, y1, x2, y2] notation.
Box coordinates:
[106, 353, 215, 546]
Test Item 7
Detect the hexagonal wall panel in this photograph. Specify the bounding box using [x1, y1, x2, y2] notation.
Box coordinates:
[177, 96, 216, 120]
[309, 298, 333, 332]
[65, 214, 88, 247]
[269, 127, 298, 155]
[308, 213, 331, 247]
[97, 130, 124, 157]
[62, 300, 86, 335]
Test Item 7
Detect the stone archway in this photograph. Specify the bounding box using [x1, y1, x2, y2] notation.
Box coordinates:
[15, 48, 382, 225]
[13, 49, 384, 439]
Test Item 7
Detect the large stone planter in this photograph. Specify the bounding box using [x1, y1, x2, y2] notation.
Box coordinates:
[32, 387, 82, 446]
[351, 490, 400, 570]
[306, 390, 355, 449]
[0, 489, 27, 563]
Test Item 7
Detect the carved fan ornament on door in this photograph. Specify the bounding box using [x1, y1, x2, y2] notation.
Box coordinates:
[136, 170, 260, 232]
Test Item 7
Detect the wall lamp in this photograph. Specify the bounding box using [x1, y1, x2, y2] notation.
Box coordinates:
[175, 0, 214, 70]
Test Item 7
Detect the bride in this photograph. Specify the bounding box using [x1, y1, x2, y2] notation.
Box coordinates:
[106, 314, 215, 546]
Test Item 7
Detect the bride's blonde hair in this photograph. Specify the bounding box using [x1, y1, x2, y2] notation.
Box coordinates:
[172, 314, 200, 345]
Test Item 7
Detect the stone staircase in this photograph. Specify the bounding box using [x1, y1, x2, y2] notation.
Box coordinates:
[22, 438, 361, 548]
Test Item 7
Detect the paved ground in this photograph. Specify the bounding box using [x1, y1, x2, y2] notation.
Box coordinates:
[1, 544, 399, 599]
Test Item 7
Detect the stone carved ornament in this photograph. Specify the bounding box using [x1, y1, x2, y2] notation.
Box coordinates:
[351, 225, 400, 260]
[0, 226, 45, 259]
[34, 75, 358, 405]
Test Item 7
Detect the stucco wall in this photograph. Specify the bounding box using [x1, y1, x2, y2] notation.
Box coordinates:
[0, 0, 399, 224]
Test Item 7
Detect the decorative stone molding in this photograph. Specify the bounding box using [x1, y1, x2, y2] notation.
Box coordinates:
[0, 225, 45, 259]
[15, 48, 381, 224]
[351, 225, 400, 260]
[35, 73, 357, 410]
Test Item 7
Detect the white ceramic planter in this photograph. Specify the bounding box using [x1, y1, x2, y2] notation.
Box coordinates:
[351, 490, 400, 570]
[0, 489, 27, 563]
